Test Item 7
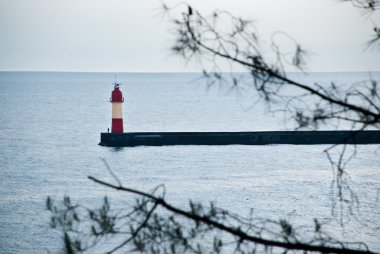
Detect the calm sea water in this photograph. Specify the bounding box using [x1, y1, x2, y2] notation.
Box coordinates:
[0, 72, 379, 253]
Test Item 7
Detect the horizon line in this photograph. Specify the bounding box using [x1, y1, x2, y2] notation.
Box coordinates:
[1, 70, 379, 74]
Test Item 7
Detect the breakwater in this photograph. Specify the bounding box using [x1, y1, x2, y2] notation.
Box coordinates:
[99, 130, 380, 147]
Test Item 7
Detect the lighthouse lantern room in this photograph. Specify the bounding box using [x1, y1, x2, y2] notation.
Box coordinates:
[110, 83, 124, 133]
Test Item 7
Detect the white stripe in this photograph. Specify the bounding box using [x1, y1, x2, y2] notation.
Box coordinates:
[112, 103, 123, 118]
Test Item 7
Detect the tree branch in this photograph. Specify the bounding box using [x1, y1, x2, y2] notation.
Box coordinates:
[182, 14, 380, 123]
[88, 176, 378, 254]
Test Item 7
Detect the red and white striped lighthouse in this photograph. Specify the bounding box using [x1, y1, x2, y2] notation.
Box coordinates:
[110, 83, 124, 133]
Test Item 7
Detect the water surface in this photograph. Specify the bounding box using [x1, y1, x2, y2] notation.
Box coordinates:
[0, 72, 379, 253]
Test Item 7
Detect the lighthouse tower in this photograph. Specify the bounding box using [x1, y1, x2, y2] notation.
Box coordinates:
[110, 83, 124, 133]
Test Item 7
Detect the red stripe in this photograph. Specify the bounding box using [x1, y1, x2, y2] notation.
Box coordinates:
[112, 118, 123, 133]
[111, 88, 123, 102]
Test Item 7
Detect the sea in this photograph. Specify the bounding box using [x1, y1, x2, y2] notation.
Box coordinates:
[0, 71, 379, 253]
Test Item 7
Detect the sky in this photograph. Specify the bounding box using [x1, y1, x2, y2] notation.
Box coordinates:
[0, 0, 379, 72]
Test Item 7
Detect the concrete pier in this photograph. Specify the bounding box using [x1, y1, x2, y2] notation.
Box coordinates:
[99, 130, 380, 147]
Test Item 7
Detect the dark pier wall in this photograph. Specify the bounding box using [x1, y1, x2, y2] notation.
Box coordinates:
[99, 131, 380, 147]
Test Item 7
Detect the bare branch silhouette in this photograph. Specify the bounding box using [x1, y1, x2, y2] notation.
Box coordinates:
[46, 2, 380, 253]
[46, 177, 379, 254]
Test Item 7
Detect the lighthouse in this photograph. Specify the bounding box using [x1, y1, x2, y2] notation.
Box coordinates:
[110, 83, 124, 133]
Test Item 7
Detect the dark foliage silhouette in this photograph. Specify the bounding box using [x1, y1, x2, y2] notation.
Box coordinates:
[47, 1, 380, 253]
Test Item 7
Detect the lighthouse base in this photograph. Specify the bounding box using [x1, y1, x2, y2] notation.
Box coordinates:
[99, 130, 380, 147]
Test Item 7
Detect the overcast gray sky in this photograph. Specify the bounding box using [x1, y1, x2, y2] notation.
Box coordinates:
[0, 0, 379, 72]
